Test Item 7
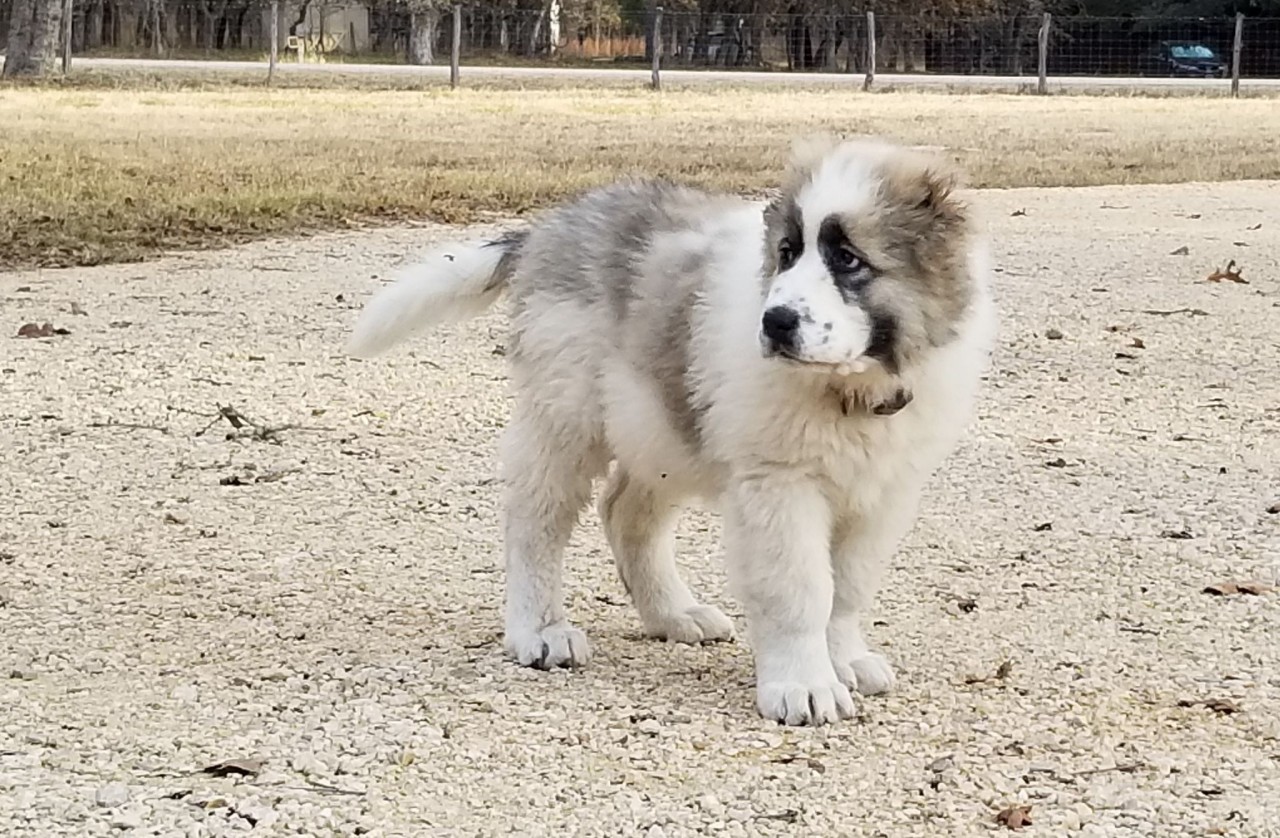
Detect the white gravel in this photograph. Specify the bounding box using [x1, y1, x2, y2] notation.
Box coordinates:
[1, 182, 1278, 837]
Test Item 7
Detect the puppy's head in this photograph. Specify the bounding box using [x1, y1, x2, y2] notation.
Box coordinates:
[759, 136, 977, 394]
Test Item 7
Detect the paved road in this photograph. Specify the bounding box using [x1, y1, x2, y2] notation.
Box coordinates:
[54, 55, 1280, 91]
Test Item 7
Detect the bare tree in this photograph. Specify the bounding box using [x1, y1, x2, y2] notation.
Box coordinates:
[407, 0, 444, 64]
[3, 0, 64, 76]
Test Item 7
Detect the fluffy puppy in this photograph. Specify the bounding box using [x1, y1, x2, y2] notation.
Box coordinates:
[347, 137, 995, 725]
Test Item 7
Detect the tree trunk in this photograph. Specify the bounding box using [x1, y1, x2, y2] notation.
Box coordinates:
[820, 17, 836, 70]
[408, 9, 438, 65]
[3, 0, 64, 76]
[525, 5, 545, 56]
[546, 0, 560, 56]
[84, 0, 103, 48]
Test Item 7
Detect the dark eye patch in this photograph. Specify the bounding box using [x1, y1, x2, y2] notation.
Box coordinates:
[817, 216, 874, 302]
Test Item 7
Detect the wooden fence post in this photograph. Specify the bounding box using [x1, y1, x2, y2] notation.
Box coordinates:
[268, 0, 279, 85]
[451, 4, 462, 89]
[60, 0, 74, 73]
[1037, 12, 1050, 95]
[863, 11, 875, 91]
[651, 6, 663, 91]
[1231, 13, 1244, 98]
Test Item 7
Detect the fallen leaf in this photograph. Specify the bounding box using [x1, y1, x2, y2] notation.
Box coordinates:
[1177, 698, 1242, 714]
[964, 659, 1014, 685]
[1169, 245, 1190, 256]
[15, 286, 32, 292]
[1267, 503, 1279, 515]
[69, 302, 87, 316]
[219, 475, 247, 486]
[1246, 223, 1262, 231]
[1044, 328, 1064, 340]
[1010, 208, 1027, 217]
[1033, 522, 1052, 532]
[1232, 241, 1249, 247]
[1205, 260, 1247, 284]
[996, 804, 1033, 830]
[1045, 457, 1068, 468]
[1115, 352, 1136, 360]
[1130, 337, 1146, 349]
[1161, 529, 1194, 539]
[201, 758, 264, 777]
[17, 322, 69, 338]
[1203, 580, 1274, 596]
[163, 513, 187, 525]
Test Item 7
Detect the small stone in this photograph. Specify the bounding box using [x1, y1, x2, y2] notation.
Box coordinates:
[110, 806, 144, 829]
[637, 719, 661, 736]
[95, 783, 130, 808]
[698, 794, 723, 815]
[1045, 328, 1065, 340]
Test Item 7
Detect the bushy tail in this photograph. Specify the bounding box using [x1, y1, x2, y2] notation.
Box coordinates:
[345, 231, 525, 358]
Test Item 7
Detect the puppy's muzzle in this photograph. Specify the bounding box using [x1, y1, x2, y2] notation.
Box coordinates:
[761, 305, 801, 356]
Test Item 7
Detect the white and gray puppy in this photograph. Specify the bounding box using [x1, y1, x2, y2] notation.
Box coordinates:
[347, 137, 995, 726]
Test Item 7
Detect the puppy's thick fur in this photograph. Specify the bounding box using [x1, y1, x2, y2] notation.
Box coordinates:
[348, 138, 995, 726]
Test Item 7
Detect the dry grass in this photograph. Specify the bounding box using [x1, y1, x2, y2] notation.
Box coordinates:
[3, 77, 1279, 268]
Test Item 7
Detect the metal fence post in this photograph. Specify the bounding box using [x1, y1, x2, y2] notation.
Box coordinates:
[863, 11, 875, 91]
[451, 4, 462, 89]
[1231, 13, 1243, 98]
[651, 6, 663, 91]
[268, 0, 279, 85]
[60, 0, 73, 73]
[1037, 12, 1050, 95]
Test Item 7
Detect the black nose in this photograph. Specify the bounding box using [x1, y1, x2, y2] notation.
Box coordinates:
[762, 306, 801, 347]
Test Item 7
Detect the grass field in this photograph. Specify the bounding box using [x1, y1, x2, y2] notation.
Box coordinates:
[3, 76, 1280, 268]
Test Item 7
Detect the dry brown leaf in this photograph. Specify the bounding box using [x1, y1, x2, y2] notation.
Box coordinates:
[1203, 580, 1274, 596]
[1267, 503, 1280, 515]
[1010, 208, 1027, 217]
[201, 758, 264, 777]
[17, 322, 69, 338]
[69, 302, 87, 316]
[1177, 698, 1242, 714]
[1130, 337, 1146, 349]
[1169, 245, 1190, 256]
[1205, 260, 1247, 284]
[996, 804, 1033, 830]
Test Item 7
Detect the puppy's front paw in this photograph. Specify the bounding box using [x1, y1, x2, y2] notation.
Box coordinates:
[504, 621, 591, 670]
[756, 678, 856, 726]
[833, 651, 896, 696]
[646, 604, 735, 645]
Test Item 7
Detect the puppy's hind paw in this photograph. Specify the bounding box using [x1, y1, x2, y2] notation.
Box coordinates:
[504, 622, 591, 670]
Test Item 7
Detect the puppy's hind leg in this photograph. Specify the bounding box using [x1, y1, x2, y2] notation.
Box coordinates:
[599, 470, 734, 645]
[501, 410, 604, 670]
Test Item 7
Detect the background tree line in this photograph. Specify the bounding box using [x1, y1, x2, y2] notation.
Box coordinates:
[5, 0, 1280, 77]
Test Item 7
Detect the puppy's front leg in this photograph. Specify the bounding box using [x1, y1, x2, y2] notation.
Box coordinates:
[725, 475, 854, 726]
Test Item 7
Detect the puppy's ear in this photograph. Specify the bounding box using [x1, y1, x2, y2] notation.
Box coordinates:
[917, 161, 964, 218]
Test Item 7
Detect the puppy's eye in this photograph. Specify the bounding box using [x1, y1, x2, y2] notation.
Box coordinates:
[836, 246, 861, 270]
[778, 238, 797, 269]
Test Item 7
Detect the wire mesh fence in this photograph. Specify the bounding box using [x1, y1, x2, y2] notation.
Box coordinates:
[5, 0, 1280, 86]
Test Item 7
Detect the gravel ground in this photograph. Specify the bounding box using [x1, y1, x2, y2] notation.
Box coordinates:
[2, 182, 1278, 837]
